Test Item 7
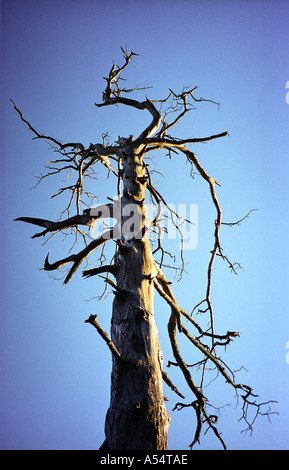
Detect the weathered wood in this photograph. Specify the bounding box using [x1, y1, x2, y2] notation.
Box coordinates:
[104, 144, 170, 450]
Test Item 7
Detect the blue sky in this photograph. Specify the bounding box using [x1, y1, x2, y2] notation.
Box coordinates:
[1, 0, 289, 450]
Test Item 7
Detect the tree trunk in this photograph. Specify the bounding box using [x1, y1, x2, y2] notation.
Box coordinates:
[103, 144, 170, 450]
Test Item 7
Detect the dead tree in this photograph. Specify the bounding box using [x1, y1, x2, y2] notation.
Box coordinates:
[13, 47, 276, 450]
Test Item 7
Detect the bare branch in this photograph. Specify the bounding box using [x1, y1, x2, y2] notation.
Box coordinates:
[95, 48, 161, 141]
[82, 264, 117, 278]
[142, 131, 229, 149]
[153, 276, 239, 387]
[96, 95, 162, 142]
[103, 46, 139, 99]
[43, 228, 114, 284]
[180, 307, 240, 346]
[162, 370, 185, 399]
[181, 149, 222, 344]
[153, 85, 221, 140]
[14, 207, 112, 238]
[154, 270, 276, 447]
[239, 394, 278, 437]
[10, 99, 65, 148]
[222, 209, 258, 227]
[85, 314, 124, 365]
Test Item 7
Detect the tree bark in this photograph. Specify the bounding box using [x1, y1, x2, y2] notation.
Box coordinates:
[103, 143, 170, 450]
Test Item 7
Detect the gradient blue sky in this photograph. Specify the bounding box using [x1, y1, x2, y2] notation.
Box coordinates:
[1, 0, 289, 450]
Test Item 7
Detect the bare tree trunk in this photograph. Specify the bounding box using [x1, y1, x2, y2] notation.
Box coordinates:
[103, 146, 170, 450]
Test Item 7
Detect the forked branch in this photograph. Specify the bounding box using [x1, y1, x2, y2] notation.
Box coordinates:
[44, 228, 114, 284]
